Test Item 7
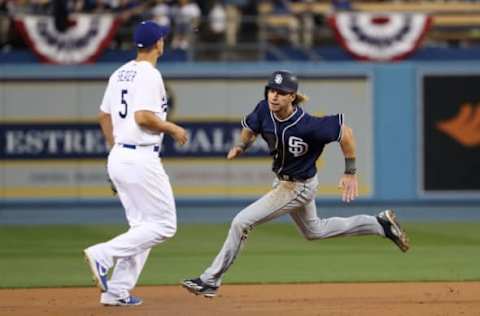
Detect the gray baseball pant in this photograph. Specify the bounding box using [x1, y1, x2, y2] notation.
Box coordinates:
[200, 175, 385, 287]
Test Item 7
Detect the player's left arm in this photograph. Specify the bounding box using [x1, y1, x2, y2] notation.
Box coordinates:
[135, 110, 188, 145]
[338, 124, 359, 203]
[99, 110, 114, 149]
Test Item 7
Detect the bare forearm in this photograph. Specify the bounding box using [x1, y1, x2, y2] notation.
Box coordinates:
[99, 111, 114, 149]
[237, 128, 256, 150]
[227, 128, 256, 159]
[146, 119, 180, 135]
[337, 125, 359, 201]
[135, 111, 180, 136]
[339, 125, 356, 158]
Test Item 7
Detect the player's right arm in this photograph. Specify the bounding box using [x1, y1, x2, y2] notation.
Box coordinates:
[228, 101, 264, 159]
[99, 111, 114, 149]
[135, 111, 188, 145]
[99, 78, 115, 150]
[227, 128, 256, 160]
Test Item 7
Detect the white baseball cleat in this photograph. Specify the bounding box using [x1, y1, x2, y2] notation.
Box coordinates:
[101, 295, 143, 307]
[83, 249, 109, 292]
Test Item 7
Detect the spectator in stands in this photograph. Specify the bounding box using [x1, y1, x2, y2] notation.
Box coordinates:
[113, 0, 146, 22]
[224, 0, 249, 47]
[298, 0, 315, 49]
[208, 1, 226, 38]
[30, 0, 50, 14]
[261, 0, 300, 46]
[151, 0, 172, 28]
[271, 0, 290, 14]
[52, 0, 69, 32]
[1, 0, 29, 50]
[0, 0, 9, 50]
[171, 0, 201, 50]
[110, 0, 149, 49]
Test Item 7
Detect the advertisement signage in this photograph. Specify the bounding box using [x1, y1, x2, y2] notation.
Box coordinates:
[422, 75, 480, 194]
[1, 78, 373, 200]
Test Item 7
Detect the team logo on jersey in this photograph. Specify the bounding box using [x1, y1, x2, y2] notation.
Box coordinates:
[274, 74, 283, 84]
[288, 136, 308, 157]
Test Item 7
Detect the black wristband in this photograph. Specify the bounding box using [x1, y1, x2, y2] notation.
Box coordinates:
[344, 157, 357, 175]
[235, 141, 251, 152]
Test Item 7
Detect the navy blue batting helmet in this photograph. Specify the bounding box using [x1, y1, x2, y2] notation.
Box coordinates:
[265, 70, 298, 94]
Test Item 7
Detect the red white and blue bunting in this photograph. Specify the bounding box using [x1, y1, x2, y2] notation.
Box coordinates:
[14, 14, 120, 64]
[328, 12, 432, 61]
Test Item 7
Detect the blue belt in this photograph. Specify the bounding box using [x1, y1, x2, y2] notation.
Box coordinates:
[121, 144, 160, 152]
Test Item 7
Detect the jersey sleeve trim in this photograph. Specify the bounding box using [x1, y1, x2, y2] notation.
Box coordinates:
[99, 104, 111, 114]
[337, 113, 344, 142]
[241, 117, 254, 132]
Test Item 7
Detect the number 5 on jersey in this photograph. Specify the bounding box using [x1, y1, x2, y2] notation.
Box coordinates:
[119, 89, 128, 118]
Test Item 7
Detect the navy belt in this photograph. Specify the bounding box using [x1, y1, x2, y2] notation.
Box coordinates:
[278, 174, 308, 182]
[121, 144, 160, 152]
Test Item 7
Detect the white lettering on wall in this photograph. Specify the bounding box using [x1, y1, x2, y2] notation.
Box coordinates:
[4, 129, 107, 156]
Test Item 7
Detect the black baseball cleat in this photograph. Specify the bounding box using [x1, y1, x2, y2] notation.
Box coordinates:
[377, 209, 410, 252]
[182, 278, 218, 298]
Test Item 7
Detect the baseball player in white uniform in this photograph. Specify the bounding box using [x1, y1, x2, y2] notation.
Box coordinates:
[83, 21, 188, 306]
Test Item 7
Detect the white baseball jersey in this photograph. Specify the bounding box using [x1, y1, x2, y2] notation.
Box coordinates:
[86, 60, 177, 301]
[100, 60, 168, 148]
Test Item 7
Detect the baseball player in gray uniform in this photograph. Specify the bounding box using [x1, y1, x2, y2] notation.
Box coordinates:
[83, 21, 188, 306]
[182, 70, 410, 298]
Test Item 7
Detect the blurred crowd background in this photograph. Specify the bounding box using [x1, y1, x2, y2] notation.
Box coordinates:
[3, 0, 480, 62]
[1, 1, 479, 217]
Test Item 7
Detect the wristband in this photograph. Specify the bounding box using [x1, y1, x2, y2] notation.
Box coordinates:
[235, 141, 251, 152]
[344, 157, 357, 175]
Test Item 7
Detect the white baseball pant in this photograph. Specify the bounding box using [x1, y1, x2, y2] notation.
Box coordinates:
[85, 144, 176, 299]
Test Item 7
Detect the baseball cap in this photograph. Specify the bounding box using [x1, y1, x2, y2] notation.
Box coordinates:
[134, 21, 169, 48]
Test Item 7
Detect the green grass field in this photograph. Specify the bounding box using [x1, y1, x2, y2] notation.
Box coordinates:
[1, 222, 479, 288]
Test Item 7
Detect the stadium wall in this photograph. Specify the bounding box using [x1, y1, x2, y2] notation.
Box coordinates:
[1, 62, 479, 205]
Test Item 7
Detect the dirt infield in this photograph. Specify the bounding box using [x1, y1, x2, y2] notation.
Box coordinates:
[1, 282, 479, 316]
